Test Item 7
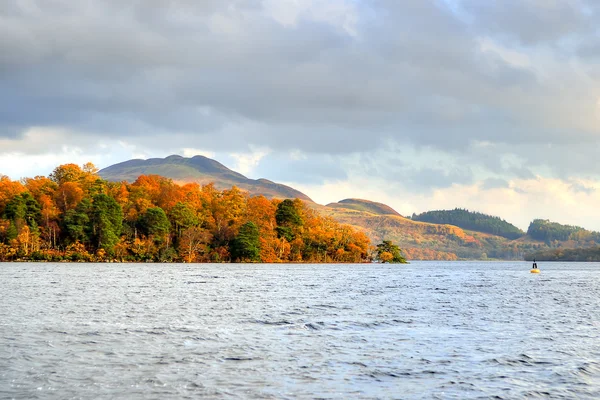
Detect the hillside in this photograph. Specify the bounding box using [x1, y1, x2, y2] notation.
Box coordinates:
[326, 199, 402, 216]
[99, 155, 313, 202]
[316, 203, 544, 260]
[411, 208, 524, 239]
[98, 155, 600, 261]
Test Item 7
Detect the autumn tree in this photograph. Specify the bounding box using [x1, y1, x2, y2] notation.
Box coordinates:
[178, 227, 212, 262]
[209, 186, 246, 245]
[245, 196, 278, 262]
[375, 240, 407, 263]
[54, 182, 84, 213]
[49, 164, 86, 185]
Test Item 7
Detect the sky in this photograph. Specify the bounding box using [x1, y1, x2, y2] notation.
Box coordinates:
[1, 0, 600, 231]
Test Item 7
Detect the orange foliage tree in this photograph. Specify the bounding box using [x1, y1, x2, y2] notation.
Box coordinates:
[0, 163, 372, 263]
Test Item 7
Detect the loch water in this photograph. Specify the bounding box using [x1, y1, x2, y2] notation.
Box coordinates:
[1, 261, 600, 399]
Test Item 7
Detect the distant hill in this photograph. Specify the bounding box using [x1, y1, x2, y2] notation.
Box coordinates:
[411, 208, 525, 240]
[316, 203, 541, 260]
[527, 219, 600, 243]
[99, 155, 313, 202]
[326, 199, 401, 216]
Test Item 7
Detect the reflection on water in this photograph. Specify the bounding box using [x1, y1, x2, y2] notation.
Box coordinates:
[1, 261, 600, 399]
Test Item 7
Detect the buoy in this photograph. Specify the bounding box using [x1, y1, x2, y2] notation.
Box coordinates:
[530, 260, 539, 273]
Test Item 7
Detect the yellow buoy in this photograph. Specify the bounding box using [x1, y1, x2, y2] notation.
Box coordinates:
[530, 269, 540, 273]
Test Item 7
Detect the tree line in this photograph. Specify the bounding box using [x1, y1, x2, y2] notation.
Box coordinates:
[525, 246, 600, 262]
[0, 163, 378, 263]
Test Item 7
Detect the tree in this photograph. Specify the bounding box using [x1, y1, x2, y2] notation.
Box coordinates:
[178, 227, 212, 262]
[209, 186, 246, 244]
[275, 199, 303, 241]
[0, 175, 25, 215]
[169, 202, 198, 238]
[89, 194, 123, 254]
[231, 222, 260, 262]
[4, 192, 41, 228]
[376, 240, 407, 263]
[62, 199, 92, 245]
[49, 164, 85, 185]
[54, 182, 84, 213]
[138, 207, 171, 239]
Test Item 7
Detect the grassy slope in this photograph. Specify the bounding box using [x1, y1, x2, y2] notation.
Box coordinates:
[326, 199, 401, 216]
[314, 201, 546, 260]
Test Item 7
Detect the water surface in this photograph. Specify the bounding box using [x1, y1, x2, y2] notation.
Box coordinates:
[1, 261, 600, 399]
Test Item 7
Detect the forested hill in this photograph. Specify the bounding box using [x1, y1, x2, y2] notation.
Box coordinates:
[527, 219, 600, 243]
[411, 208, 525, 240]
[99, 155, 313, 202]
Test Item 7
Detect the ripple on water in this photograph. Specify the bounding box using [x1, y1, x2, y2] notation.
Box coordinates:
[1, 261, 600, 399]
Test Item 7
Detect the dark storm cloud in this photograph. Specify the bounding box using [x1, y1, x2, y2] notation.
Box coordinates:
[1, 0, 599, 189]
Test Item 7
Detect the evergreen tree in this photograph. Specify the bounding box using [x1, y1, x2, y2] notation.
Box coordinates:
[62, 198, 92, 245]
[138, 207, 171, 239]
[90, 194, 123, 254]
[4, 193, 41, 229]
[275, 199, 303, 241]
[231, 222, 260, 262]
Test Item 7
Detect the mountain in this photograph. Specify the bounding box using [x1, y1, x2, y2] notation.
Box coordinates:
[99, 155, 313, 202]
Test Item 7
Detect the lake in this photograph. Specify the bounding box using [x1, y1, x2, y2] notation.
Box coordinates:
[1, 261, 600, 399]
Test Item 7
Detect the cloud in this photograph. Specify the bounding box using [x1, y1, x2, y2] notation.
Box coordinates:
[481, 178, 510, 190]
[460, 0, 595, 46]
[252, 152, 348, 184]
[2, 0, 600, 229]
[3, 0, 598, 155]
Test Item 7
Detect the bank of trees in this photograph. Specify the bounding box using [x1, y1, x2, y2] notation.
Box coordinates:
[0, 163, 372, 263]
[525, 246, 600, 262]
